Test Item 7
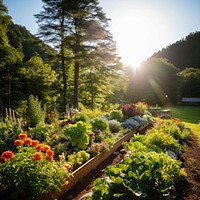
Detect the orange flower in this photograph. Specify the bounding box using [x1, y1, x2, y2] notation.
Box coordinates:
[18, 132, 27, 140]
[46, 155, 53, 162]
[31, 140, 39, 147]
[33, 152, 43, 161]
[24, 138, 32, 146]
[46, 150, 54, 157]
[0, 157, 7, 163]
[35, 144, 44, 151]
[63, 162, 71, 170]
[43, 145, 51, 152]
[63, 180, 69, 186]
[1, 150, 14, 159]
[14, 139, 23, 146]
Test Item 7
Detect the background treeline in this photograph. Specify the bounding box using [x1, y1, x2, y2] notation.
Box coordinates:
[0, 0, 200, 119]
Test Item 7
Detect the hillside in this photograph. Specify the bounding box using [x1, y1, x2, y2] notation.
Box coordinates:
[152, 31, 200, 70]
[7, 23, 57, 62]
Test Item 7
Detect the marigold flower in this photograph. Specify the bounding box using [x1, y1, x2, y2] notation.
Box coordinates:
[46, 155, 53, 162]
[35, 144, 44, 151]
[43, 145, 51, 152]
[51, 167, 56, 173]
[14, 139, 23, 146]
[1, 150, 14, 159]
[24, 138, 32, 146]
[33, 152, 43, 161]
[18, 132, 28, 140]
[31, 140, 39, 147]
[0, 157, 7, 163]
[46, 150, 54, 157]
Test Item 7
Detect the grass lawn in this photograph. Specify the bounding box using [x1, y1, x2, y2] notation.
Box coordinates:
[162, 106, 200, 124]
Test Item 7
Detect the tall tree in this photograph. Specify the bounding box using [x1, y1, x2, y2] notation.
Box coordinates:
[35, 0, 75, 111]
[64, 0, 122, 108]
[0, 2, 23, 110]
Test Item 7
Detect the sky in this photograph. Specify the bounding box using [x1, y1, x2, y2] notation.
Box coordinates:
[3, 0, 200, 68]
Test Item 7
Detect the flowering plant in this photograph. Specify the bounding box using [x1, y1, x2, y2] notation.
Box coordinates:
[0, 132, 71, 199]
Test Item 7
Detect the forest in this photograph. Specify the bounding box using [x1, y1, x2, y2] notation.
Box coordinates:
[0, 0, 200, 118]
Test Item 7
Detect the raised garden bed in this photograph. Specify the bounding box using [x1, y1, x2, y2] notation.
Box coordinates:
[41, 127, 143, 200]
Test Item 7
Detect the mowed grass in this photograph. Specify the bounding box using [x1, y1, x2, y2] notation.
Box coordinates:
[163, 106, 200, 124]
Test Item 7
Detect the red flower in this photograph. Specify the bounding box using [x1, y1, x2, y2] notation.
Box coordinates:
[1, 150, 14, 159]
[46, 150, 54, 157]
[0, 157, 7, 163]
[18, 132, 27, 140]
[46, 155, 53, 162]
[35, 144, 44, 151]
[43, 145, 51, 152]
[14, 139, 23, 146]
[24, 138, 32, 146]
[31, 140, 39, 147]
[33, 152, 43, 161]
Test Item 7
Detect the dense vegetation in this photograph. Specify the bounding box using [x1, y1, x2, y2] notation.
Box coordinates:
[0, 0, 200, 119]
[152, 32, 200, 70]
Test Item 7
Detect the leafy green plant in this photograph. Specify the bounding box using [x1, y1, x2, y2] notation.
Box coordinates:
[27, 95, 46, 127]
[67, 150, 90, 169]
[28, 124, 56, 142]
[90, 117, 109, 131]
[135, 101, 148, 115]
[0, 132, 70, 199]
[110, 110, 124, 122]
[0, 117, 22, 154]
[64, 121, 91, 149]
[91, 151, 186, 199]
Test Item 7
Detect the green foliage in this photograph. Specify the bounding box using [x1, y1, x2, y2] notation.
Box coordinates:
[110, 110, 123, 122]
[28, 124, 56, 142]
[0, 145, 70, 199]
[0, 117, 22, 154]
[107, 120, 122, 133]
[67, 150, 90, 169]
[135, 102, 148, 115]
[90, 117, 109, 131]
[152, 31, 200, 70]
[27, 95, 46, 128]
[91, 151, 186, 199]
[64, 121, 91, 149]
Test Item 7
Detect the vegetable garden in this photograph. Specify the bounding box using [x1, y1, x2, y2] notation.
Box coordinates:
[0, 101, 199, 200]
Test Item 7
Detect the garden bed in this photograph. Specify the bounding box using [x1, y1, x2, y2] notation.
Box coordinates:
[41, 128, 143, 200]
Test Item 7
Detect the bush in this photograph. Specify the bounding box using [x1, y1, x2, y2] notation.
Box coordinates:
[27, 95, 46, 128]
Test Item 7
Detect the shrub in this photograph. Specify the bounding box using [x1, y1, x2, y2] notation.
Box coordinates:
[27, 95, 46, 128]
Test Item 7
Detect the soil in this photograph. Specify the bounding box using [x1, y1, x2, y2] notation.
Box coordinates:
[59, 124, 200, 200]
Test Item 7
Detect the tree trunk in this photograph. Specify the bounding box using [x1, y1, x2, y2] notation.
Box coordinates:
[61, 11, 68, 112]
[74, 60, 79, 108]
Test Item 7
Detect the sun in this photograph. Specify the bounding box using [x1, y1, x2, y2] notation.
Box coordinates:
[109, 2, 168, 69]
